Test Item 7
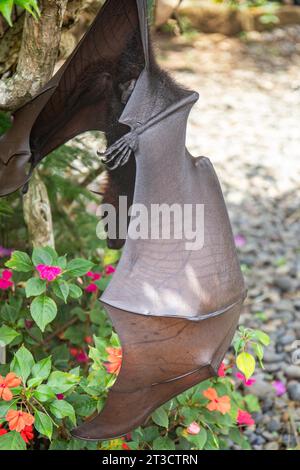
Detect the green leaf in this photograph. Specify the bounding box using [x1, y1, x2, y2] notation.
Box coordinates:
[236, 352, 256, 380]
[32, 247, 53, 266]
[244, 394, 260, 413]
[27, 377, 43, 388]
[64, 325, 84, 345]
[49, 400, 76, 425]
[57, 255, 67, 270]
[0, 0, 13, 27]
[152, 436, 175, 450]
[10, 345, 34, 384]
[254, 330, 270, 346]
[184, 427, 207, 449]
[33, 385, 56, 402]
[30, 295, 57, 332]
[0, 325, 20, 345]
[253, 342, 264, 368]
[69, 394, 97, 417]
[25, 277, 47, 297]
[34, 410, 53, 440]
[66, 259, 94, 277]
[52, 281, 69, 303]
[5, 251, 33, 272]
[15, 0, 40, 20]
[0, 431, 26, 450]
[47, 371, 79, 394]
[151, 406, 169, 428]
[69, 284, 82, 299]
[1, 303, 19, 323]
[31, 356, 52, 381]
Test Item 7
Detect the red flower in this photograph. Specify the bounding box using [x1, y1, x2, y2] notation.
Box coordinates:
[69, 347, 89, 364]
[69, 347, 79, 357]
[0, 424, 7, 436]
[56, 393, 64, 400]
[237, 409, 255, 427]
[122, 443, 131, 450]
[20, 425, 34, 444]
[84, 336, 93, 344]
[104, 347, 122, 375]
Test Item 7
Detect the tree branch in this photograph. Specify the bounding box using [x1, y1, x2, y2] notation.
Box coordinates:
[0, 0, 68, 112]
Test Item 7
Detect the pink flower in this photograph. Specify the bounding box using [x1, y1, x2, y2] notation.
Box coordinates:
[36, 265, 62, 282]
[85, 283, 98, 293]
[272, 380, 286, 396]
[0, 269, 13, 290]
[187, 422, 200, 435]
[237, 409, 255, 427]
[218, 362, 226, 377]
[86, 271, 102, 281]
[105, 265, 115, 276]
[234, 234, 246, 248]
[236, 372, 256, 387]
[56, 394, 64, 400]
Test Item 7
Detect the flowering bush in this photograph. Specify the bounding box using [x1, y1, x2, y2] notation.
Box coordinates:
[0, 247, 270, 450]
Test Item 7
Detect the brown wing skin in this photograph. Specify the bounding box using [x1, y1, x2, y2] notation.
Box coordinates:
[30, 0, 145, 160]
[0, 0, 144, 197]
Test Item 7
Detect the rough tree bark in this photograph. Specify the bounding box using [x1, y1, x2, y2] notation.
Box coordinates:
[0, 0, 69, 248]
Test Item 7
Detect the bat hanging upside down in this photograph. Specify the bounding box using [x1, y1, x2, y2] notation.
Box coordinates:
[0, 0, 246, 441]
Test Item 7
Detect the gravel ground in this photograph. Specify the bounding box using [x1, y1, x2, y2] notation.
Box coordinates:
[158, 26, 300, 450]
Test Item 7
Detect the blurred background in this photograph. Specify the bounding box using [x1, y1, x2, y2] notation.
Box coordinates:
[0, 0, 300, 450]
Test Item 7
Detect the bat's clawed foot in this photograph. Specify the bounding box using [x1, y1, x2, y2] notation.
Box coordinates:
[98, 130, 138, 170]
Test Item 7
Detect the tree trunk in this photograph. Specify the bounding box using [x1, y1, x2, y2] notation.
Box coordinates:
[0, 1, 68, 249]
[23, 171, 55, 248]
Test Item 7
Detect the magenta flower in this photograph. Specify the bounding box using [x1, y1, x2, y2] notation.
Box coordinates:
[0, 246, 13, 258]
[86, 271, 102, 281]
[36, 265, 62, 282]
[85, 283, 98, 293]
[237, 409, 255, 427]
[25, 319, 34, 330]
[272, 380, 286, 396]
[187, 422, 200, 435]
[236, 372, 256, 387]
[76, 351, 89, 364]
[0, 269, 13, 290]
[218, 362, 226, 377]
[234, 234, 246, 248]
[56, 393, 65, 400]
[105, 265, 115, 275]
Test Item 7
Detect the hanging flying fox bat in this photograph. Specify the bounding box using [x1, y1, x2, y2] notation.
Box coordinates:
[0, 0, 246, 441]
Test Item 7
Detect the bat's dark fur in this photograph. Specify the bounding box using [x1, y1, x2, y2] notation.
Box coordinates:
[100, 29, 186, 248]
